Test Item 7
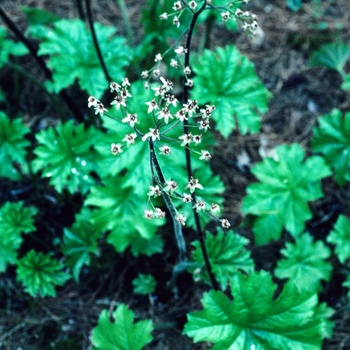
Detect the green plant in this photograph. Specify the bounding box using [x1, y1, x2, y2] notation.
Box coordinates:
[183, 270, 334, 349]
[242, 143, 331, 244]
[16, 249, 69, 297]
[132, 273, 156, 295]
[91, 304, 153, 350]
[311, 109, 350, 186]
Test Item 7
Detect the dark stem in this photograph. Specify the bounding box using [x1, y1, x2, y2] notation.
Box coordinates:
[75, 0, 86, 21]
[84, 0, 112, 84]
[149, 140, 186, 263]
[183, 1, 219, 291]
[0, 6, 84, 122]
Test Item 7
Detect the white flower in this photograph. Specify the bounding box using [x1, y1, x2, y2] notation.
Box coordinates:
[242, 22, 250, 31]
[175, 213, 186, 226]
[160, 145, 171, 155]
[210, 203, 220, 213]
[186, 177, 203, 193]
[220, 219, 231, 228]
[199, 150, 211, 160]
[95, 102, 107, 115]
[110, 95, 126, 109]
[155, 208, 166, 218]
[111, 143, 123, 155]
[110, 82, 120, 92]
[179, 133, 192, 146]
[141, 71, 149, 79]
[172, 1, 182, 10]
[173, 16, 180, 27]
[155, 53, 162, 62]
[184, 66, 191, 75]
[174, 46, 188, 56]
[183, 99, 198, 115]
[122, 78, 130, 87]
[166, 94, 178, 107]
[235, 9, 243, 17]
[198, 118, 210, 132]
[175, 108, 187, 121]
[182, 193, 192, 203]
[145, 99, 159, 113]
[193, 200, 206, 211]
[142, 128, 160, 142]
[157, 107, 173, 124]
[185, 79, 193, 87]
[122, 113, 139, 127]
[221, 11, 230, 22]
[148, 185, 162, 197]
[144, 210, 154, 219]
[164, 180, 178, 193]
[188, 1, 197, 10]
[122, 133, 137, 146]
[88, 96, 98, 108]
[160, 76, 173, 91]
[153, 69, 161, 77]
[159, 13, 168, 20]
[192, 134, 202, 144]
[170, 59, 179, 68]
[120, 88, 132, 99]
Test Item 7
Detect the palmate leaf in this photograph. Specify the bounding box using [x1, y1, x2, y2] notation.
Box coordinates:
[91, 304, 153, 350]
[190, 229, 254, 289]
[242, 143, 331, 244]
[0, 201, 38, 272]
[0, 111, 31, 180]
[310, 43, 350, 73]
[61, 208, 101, 281]
[132, 274, 156, 295]
[191, 45, 271, 138]
[85, 175, 164, 254]
[275, 233, 332, 293]
[184, 271, 334, 350]
[311, 109, 350, 186]
[32, 120, 101, 194]
[28, 19, 133, 98]
[16, 250, 69, 298]
[327, 215, 350, 264]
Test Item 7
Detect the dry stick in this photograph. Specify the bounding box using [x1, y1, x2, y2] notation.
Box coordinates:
[84, 0, 112, 84]
[149, 140, 186, 263]
[183, 1, 219, 291]
[0, 6, 84, 123]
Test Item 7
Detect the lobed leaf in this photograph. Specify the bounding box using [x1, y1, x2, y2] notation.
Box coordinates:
[311, 109, 350, 186]
[132, 274, 156, 295]
[0, 111, 31, 180]
[184, 271, 334, 350]
[275, 233, 332, 293]
[326, 215, 350, 264]
[190, 228, 254, 289]
[91, 304, 153, 350]
[242, 143, 331, 244]
[16, 250, 69, 297]
[192, 45, 271, 137]
[32, 120, 101, 194]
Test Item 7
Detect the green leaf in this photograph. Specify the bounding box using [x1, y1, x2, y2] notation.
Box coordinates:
[16, 250, 69, 297]
[22, 6, 59, 25]
[342, 275, 350, 302]
[132, 274, 156, 295]
[0, 26, 29, 69]
[327, 215, 350, 264]
[242, 143, 331, 243]
[0, 201, 38, 272]
[310, 43, 350, 73]
[0, 111, 31, 180]
[275, 233, 332, 293]
[85, 175, 164, 253]
[129, 233, 164, 257]
[190, 228, 254, 289]
[311, 109, 350, 186]
[28, 19, 133, 98]
[184, 271, 334, 350]
[61, 208, 101, 281]
[191, 45, 271, 137]
[286, 0, 303, 11]
[341, 74, 350, 90]
[32, 120, 101, 194]
[91, 304, 153, 350]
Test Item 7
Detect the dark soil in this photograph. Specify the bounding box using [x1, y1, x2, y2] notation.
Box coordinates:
[1, 0, 350, 349]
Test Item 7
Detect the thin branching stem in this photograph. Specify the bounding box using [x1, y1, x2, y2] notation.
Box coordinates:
[183, 1, 219, 291]
[0, 6, 84, 122]
[84, 0, 112, 84]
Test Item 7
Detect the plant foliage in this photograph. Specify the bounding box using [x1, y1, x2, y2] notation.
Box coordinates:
[32, 120, 101, 194]
[0, 201, 37, 272]
[191, 45, 271, 137]
[184, 271, 334, 349]
[16, 250, 69, 297]
[91, 304, 153, 350]
[326, 215, 350, 264]
[132, 273, 156, 295]
[0, 111, 31, 180]
[28, 19, 133, 98]
[311, 109, 350, 186]
[190, 228, 254, 289]
[242, 143, 331, 244]
[275, 233, 332, 293]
